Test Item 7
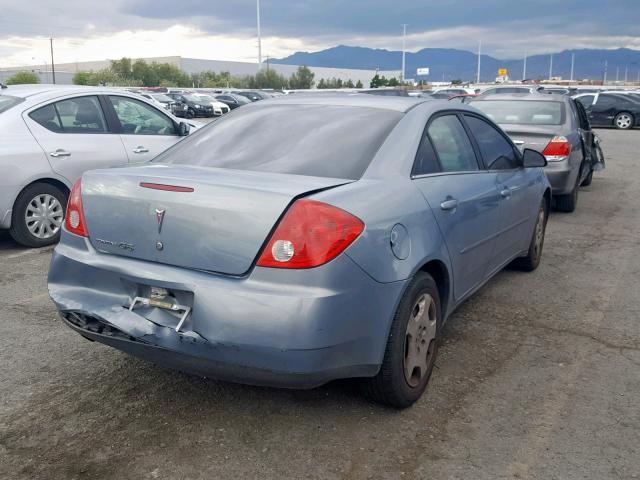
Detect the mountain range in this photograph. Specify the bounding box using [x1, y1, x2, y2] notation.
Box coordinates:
[272, 45, 640, 83]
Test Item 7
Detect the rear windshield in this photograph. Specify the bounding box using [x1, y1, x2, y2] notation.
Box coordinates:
[472, 100, 565, 125]
[0, 95, 24, 114]
[153, 104, 403, 179]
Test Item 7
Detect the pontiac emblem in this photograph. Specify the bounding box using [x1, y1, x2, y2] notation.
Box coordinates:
[155, 208, 166, 233]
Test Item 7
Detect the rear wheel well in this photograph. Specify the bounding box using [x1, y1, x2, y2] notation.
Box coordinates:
[419, 260, 450, 316]
[15, 178, 70, 206]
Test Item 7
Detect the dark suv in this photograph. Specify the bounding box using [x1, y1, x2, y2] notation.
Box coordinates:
[166, 93, 214, 118]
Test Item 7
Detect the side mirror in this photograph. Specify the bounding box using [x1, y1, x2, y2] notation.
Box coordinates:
[178, 121, 190, 136]
[522, 148, 547, 168]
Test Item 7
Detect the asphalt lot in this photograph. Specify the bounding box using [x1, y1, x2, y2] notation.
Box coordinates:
[1, 128, 639, 480]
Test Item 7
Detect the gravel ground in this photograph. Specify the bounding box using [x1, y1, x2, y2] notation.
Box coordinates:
[0, 128, 638, 480]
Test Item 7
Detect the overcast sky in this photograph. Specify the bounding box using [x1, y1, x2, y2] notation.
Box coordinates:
[1, 0, 639, 68]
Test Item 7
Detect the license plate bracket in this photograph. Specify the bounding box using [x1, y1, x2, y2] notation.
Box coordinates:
[129, 296, 191, 333]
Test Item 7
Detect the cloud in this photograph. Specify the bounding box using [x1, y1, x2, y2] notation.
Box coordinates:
[0, 0, 638, 66]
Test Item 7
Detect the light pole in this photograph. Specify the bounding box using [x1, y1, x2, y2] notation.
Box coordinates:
[401, 24, 408, 82]
[522, 50, 527, 81]
[570, 53, 575, 82]
[476, 41, 481, 84]
[549, 54, 553, 80]
[49, 37, 56, 84]
[256, 0, 262, 70]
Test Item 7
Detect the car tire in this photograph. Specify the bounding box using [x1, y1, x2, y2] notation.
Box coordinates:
[555, 164, 582, 213]
[510, 199, 548, 272]
[614, 112, 634, 130]
[186, 108, 195, 119]
[9, 182, 68, 248]
[362, 272, 441, 409]
[581, 167, 594, 187]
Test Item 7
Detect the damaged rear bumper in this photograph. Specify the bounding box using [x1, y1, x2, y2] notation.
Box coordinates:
[48, 232, 406, 388]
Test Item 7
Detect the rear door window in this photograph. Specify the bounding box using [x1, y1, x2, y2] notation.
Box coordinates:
[427, 115, 479, 172]
[29, 104, 63, 132]
[30, 96, 107, 133]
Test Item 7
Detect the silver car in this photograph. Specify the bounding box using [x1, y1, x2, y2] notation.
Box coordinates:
[0, 85, 192, 247]
[471, 93, 604, 212]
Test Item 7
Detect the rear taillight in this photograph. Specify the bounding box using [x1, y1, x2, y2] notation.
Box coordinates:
[64, 179, 88, 237]
[256, 199, 364, 269]
[542, 136, 571, 161]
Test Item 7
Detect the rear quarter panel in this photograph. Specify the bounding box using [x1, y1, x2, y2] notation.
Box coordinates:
[311, 179, 453, 310]
[0, 111, 62, 228]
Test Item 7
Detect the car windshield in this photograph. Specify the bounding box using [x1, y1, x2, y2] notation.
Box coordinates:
[0, 95, 24, 114]
[182, 95, 202, 102]
[153, 104, 403, 180]
[151, 94, 173, 102]
[472, 100, 565, 125]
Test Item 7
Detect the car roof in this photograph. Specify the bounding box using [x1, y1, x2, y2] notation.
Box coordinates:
[246, 93, 425, 113]
[472, 92, 569, 103]
[0, 84, 112, 99]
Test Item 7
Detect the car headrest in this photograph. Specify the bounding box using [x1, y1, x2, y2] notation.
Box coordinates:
[75, 103, 100, 124]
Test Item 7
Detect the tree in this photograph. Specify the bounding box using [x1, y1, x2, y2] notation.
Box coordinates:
[72, 71, 92, 85]
[451, 79, 463, 85]
[317, 78, 327, 89]
[289, 65, 315, 89]
[387, 77, 399, 87]
[5, 71, 40, 85]
[370, 74, 389, 88]
[110, 58, 133, 80]
[344, 79, 355, 88]
[355, 80, 363, 88]
[247, 68, 289, 89]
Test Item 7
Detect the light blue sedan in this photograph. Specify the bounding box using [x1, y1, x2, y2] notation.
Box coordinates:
[48, 95, 550, 408]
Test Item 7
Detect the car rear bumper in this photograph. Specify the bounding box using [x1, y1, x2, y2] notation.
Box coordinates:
[48, 232, 406, 388]
[544, 160, 578, 195]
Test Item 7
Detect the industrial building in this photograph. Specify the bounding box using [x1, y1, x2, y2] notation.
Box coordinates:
[0, 56, 400, 87]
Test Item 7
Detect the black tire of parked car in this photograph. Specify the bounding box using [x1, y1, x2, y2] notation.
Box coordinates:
[555, 164, 582, 213]
[186, 108, 195, 119]
[614, 112, 634, 130]
[362, 272, 441, 409]
[510, 199, 548, 271]
[10, 182, 68, 248]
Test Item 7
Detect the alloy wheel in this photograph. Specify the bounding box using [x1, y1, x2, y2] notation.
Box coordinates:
[616, 114, 632, 129]
[403, 293, 438, 387]
[24, 194, 64, 239]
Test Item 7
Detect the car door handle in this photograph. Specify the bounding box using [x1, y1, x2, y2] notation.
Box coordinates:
[500, 188, 512, 198]
[133, 146, 149, 154]
[49, 149, 71, 158]
[513, 140, 524, 146]
[440, 198, 459, 211]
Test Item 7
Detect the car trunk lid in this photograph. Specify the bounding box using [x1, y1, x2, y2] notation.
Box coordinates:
[81, 165, 352, 275]
[501, 126, 557, 153]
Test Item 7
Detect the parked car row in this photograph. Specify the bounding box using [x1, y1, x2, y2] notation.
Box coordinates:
[469, 92, 604, 212]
